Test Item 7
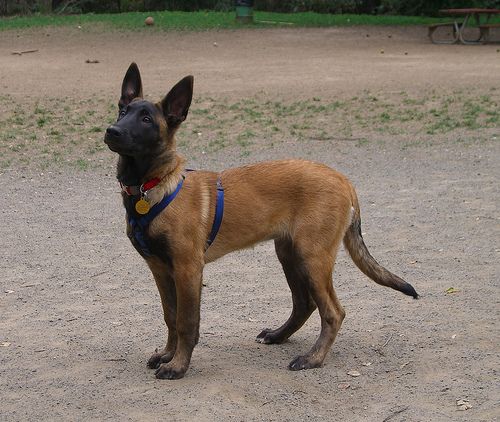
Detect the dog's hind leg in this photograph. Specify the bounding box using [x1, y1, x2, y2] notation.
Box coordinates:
[147, 263, 178, 369]
[287, 243, 346, 371]
[256, 238, 317, 345]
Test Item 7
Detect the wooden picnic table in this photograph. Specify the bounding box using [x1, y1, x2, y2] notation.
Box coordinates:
[439, 8, 500, 44]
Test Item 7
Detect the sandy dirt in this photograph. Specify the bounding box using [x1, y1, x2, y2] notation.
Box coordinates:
[1, 26, 499, 421]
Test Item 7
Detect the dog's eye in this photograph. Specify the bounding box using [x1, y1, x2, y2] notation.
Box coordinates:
[143, 116, 152, 124]
[118, 109, 126, 120]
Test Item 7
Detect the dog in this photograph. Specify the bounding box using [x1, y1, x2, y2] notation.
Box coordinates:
[104, 63, 418, 380]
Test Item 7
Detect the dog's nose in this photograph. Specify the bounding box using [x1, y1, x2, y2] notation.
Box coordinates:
[106, 125, 122, 138]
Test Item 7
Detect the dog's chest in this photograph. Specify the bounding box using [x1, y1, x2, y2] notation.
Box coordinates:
[122, 195, 173, 263]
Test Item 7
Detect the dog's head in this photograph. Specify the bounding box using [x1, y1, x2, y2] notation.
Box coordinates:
[104, 63, 193, 158]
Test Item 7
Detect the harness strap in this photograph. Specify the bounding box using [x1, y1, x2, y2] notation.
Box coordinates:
[206, 177, 224, 248]
[127, 174, 224, 257]
[128, 178, 184, 257]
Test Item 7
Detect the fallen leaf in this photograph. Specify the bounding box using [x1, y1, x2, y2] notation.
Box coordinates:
[0, 342, 11, 347]
[338, 383, 350, 389]
[446, 287, 459, 294]
[348, 370, 361, 377]
[456, 399, 472, 410]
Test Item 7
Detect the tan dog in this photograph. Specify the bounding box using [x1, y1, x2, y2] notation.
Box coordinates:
[104, 63, 418, 380]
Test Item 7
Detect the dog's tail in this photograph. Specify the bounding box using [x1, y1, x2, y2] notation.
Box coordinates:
[343, 188, 418, 299]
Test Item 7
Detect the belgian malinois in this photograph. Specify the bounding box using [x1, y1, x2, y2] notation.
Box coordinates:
[104, 63, 418, 380]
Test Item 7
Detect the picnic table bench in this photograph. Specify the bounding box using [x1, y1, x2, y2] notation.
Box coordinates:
[428, 21, 461, 44]
[479, 23, 500, 42]
[429, 8, 500, 44]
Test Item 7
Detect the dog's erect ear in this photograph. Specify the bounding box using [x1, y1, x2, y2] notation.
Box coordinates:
[161, 75, 194, 128]
[119, 62, 143, 108]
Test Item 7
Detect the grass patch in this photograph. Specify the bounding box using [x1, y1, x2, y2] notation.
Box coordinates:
[0, 11, 444, 32]
[0, 88, 498, 170]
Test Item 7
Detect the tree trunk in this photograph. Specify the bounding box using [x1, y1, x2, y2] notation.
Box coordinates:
[38, 0, 52, 13]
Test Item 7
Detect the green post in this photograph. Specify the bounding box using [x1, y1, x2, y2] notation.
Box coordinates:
[235, 0, 254, 24]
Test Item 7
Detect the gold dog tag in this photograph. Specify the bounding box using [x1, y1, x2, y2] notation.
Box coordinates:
[135, 198, 151, 215]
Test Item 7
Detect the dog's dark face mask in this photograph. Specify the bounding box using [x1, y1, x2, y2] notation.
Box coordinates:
[105, 100, 162, 157]
[104, 62, 193, 160]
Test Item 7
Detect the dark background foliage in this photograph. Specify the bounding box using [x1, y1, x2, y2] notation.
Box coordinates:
[1, 0, 499, 16]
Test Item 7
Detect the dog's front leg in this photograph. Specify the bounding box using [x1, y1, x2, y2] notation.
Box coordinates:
[155, 256, 203, 380]
[147, 262, 177, 369]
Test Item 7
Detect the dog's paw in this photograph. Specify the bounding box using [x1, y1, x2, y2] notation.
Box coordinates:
[256, 328, 286, 344]
[154, 363, 186, 380]
[256, 328, 274, 344]
[288, 355, 322, 371]
[147, 350, 174, 369]
[147, 352, 162, 369]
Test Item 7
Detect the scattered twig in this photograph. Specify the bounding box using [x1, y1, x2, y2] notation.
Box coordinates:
[11, 49, 39, 55]
[308, 136, 365, 142]
[383, 406, 409, 422]
[57, 0, 78, 15]
[90, 271, 108, 278]
[256, 20, 294, 25]
[105, 358, 127, 362]
[374, 333, 394, 355]
[85, 59, 100, 64]
[382, 333, 394, 348]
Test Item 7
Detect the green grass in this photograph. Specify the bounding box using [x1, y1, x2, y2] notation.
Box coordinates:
[0, 89, 498, 170]
[0, 11, 444, 32]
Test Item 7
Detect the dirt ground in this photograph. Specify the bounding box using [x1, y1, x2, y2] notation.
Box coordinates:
[1, 25, 499, 421]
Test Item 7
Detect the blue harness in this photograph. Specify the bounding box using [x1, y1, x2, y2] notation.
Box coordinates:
[206, 177, 224, 248]
[128, 176, 224, 257]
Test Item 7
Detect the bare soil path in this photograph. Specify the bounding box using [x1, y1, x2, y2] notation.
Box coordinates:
[1, 26, 499, 421]
[1, 26, 499, 100]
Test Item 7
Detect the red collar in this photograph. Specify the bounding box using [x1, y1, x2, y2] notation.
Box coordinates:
[120, 177, 161, 196]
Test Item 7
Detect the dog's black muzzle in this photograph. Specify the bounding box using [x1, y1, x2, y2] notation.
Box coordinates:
[104, 125, 130, 154]
[105, 125, 122, 140]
